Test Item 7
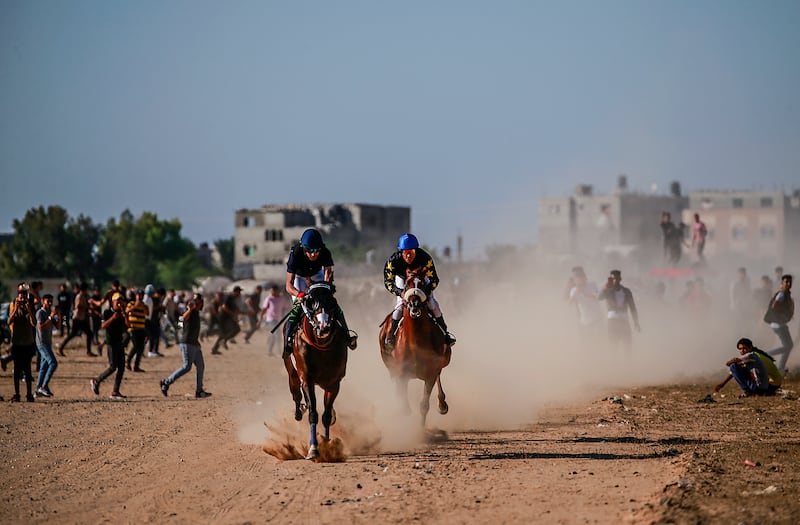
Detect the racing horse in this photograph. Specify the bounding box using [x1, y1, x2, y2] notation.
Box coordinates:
[282, 282, 349, 460]
[379, 268, 451, 428]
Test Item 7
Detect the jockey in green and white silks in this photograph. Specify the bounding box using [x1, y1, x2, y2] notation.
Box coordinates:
[283, 228, 356, 358]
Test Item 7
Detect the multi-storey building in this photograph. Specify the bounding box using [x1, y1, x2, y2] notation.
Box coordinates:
[538, 177, 800, 268]
[233, 203, 410, 279]
[537, 176, 687, 260]
[681, 189, 800, 265]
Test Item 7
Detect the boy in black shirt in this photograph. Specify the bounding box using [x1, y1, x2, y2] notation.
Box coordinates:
[91, 294, 129, 399]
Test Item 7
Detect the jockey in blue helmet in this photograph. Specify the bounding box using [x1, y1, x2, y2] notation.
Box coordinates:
[382, 233, 456, 351]
[283, 228, 357, 358]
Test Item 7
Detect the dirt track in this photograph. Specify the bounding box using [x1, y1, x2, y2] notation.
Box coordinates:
[1, 329, 799, 524]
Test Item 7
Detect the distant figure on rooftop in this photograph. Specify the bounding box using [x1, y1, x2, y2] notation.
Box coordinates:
[659, 212, 683, 266]
[690, 213, 708, 264]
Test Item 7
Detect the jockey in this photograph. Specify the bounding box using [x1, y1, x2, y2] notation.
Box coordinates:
[283, 228, 357, 358]
[383, 233, 456, 349]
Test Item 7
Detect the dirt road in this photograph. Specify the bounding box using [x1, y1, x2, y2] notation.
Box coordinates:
[1, 329, 798, 524]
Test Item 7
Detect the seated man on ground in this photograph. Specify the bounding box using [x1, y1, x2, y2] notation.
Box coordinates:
[715, 337, 782, 396]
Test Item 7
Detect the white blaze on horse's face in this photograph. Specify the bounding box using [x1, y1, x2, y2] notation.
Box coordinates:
[402, 287, 427, 319]
[315, 310, 330, 334]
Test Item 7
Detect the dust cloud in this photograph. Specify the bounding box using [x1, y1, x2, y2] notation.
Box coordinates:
[254, 243, 788, 460]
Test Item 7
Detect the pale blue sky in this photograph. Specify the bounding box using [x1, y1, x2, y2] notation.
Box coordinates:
[2, 1, 798, 258]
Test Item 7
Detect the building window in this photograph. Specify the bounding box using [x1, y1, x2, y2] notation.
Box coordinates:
[731, 226, 747, 240]
[732, 198, 743, 208]
[242, 244, 255, 256]
[264, 229, 284, 242]
[760, 224, 776, 239]
[243, 216, 256, 227]
[760, 197, 773, 208]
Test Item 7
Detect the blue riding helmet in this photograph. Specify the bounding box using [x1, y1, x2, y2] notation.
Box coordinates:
[300, 228, 324, 250]
[397, 233, 419, 250]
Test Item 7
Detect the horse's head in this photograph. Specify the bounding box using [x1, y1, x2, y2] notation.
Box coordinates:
[301, 282, 338, 339]
[403, 268, 428, 319]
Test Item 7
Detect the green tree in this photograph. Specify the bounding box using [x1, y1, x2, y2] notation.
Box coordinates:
[157, 253, 204, 289]
[98, 210, 199, 286]
[213, 237, 234, 277]
[0, 206, 103, 281]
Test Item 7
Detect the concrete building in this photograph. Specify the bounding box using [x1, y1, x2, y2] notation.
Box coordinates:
[233, 203, 411, 279]
[537, 176, 687, 261]
[682, 189, 800, 265]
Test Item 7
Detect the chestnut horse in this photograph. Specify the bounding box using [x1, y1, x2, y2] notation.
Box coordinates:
[379, 268, 451, 428]
[282, 282, 348, 460]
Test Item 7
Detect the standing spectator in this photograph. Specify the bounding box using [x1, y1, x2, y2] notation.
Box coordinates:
[764, 274, 794, 372]
[34, 294, 59, 397]
[598, 269, 641, 353]
[29, 281, 43, 311]
[28, 281, 43, 373]
[9, 283, 37, 402]
[659, 212, 682, 266]
[143, 284, 164, 357]
[103, 280, 122, 310]
[91, 293, 129, 399]
[730, 267, 752, 325]
[56, 283, 73, 337]
[160, 293, 212, 399]
[210, 287, 243, 354]
[243, 285, 263, 344]
[206, 291, 224, 341]
[125, 289, 148, 372]
[690, 213, 708, 264]
[59, 283, 96, 357]
[89, 286, 104, 348]
[753, 276, 774, 314]
[566, 266, 604, 344]
[261, 285, 290, 357]
[162, 289, 178, 343]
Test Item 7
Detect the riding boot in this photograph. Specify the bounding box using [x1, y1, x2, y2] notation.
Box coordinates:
[283, 318, 298, 359]
[384, 318, 400, 352]
[434, 316, 456, 346]
[337, 309, 357, 350]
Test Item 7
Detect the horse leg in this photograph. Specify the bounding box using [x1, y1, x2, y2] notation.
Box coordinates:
[321, 384, 340, 441]
[436, 374, 449, 415]
[283, 356, 303, 421]
[420, 377, 435, 428]
[396, 378, 411, 415]
[303, 381, 319, 460]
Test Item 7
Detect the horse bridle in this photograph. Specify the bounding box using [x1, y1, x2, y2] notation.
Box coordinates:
[402, 274, 428, 319]
[300, 282, 335, 338]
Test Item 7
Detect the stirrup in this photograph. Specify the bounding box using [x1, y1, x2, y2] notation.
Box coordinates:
[383, 336, 396, 353]
[347, 331, 358, 350]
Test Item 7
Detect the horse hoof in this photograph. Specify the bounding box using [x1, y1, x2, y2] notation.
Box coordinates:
[306, 447, 319, 460]
[438, 401, 449, 415]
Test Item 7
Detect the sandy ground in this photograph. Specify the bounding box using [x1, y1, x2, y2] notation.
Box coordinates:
[1, 327, 799, 524]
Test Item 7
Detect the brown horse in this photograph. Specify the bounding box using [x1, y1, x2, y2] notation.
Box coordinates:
[379, 268, 451, 428]
[282, 282, 348, 460]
